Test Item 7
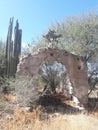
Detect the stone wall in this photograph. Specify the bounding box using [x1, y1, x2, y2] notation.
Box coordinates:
[17, 48, 89, 105]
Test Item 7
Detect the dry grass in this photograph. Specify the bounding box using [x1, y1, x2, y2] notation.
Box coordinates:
[0, 108, 98, 130]
[0, 94, 98, 130]
[47, 114, 98, 130]
[4, 94, 17, 103]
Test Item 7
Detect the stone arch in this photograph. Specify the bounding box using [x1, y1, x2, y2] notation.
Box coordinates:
[17, 48, 89, 105]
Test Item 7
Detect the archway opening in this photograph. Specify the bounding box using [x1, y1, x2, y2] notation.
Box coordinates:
[38, 61, 72, 97]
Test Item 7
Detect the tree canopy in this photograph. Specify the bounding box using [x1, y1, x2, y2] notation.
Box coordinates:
[31, 12, 98, 91]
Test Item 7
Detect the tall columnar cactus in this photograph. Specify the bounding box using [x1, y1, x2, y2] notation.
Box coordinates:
[5, 18, 22, 77]
[13, 20, 22, 74]
[5, 17, 14, 77]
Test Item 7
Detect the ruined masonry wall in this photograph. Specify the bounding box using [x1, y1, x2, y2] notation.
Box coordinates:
[17, 48, 89, 105]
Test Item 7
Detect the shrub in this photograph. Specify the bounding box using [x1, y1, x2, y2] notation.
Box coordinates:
[15, 76, 40, 107]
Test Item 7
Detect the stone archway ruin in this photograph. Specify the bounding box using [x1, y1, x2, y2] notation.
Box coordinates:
[17, 48, 89, 105]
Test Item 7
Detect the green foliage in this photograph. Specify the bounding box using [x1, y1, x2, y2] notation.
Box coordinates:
[0, 40, 6, 77]
[39, 62, 66, 93]
[0, 40, 14, 93]
[30, 12, 98, 64]
[55, 12, 98, 90]
[31, 11, 98, 90]
[50, 12, 98, 59]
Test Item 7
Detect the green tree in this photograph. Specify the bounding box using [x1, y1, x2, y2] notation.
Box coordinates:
[32, 11, 98, 91]
[52, 12, 98, 91]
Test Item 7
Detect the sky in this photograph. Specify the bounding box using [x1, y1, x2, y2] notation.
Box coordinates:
[0, 0, 98, 45]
